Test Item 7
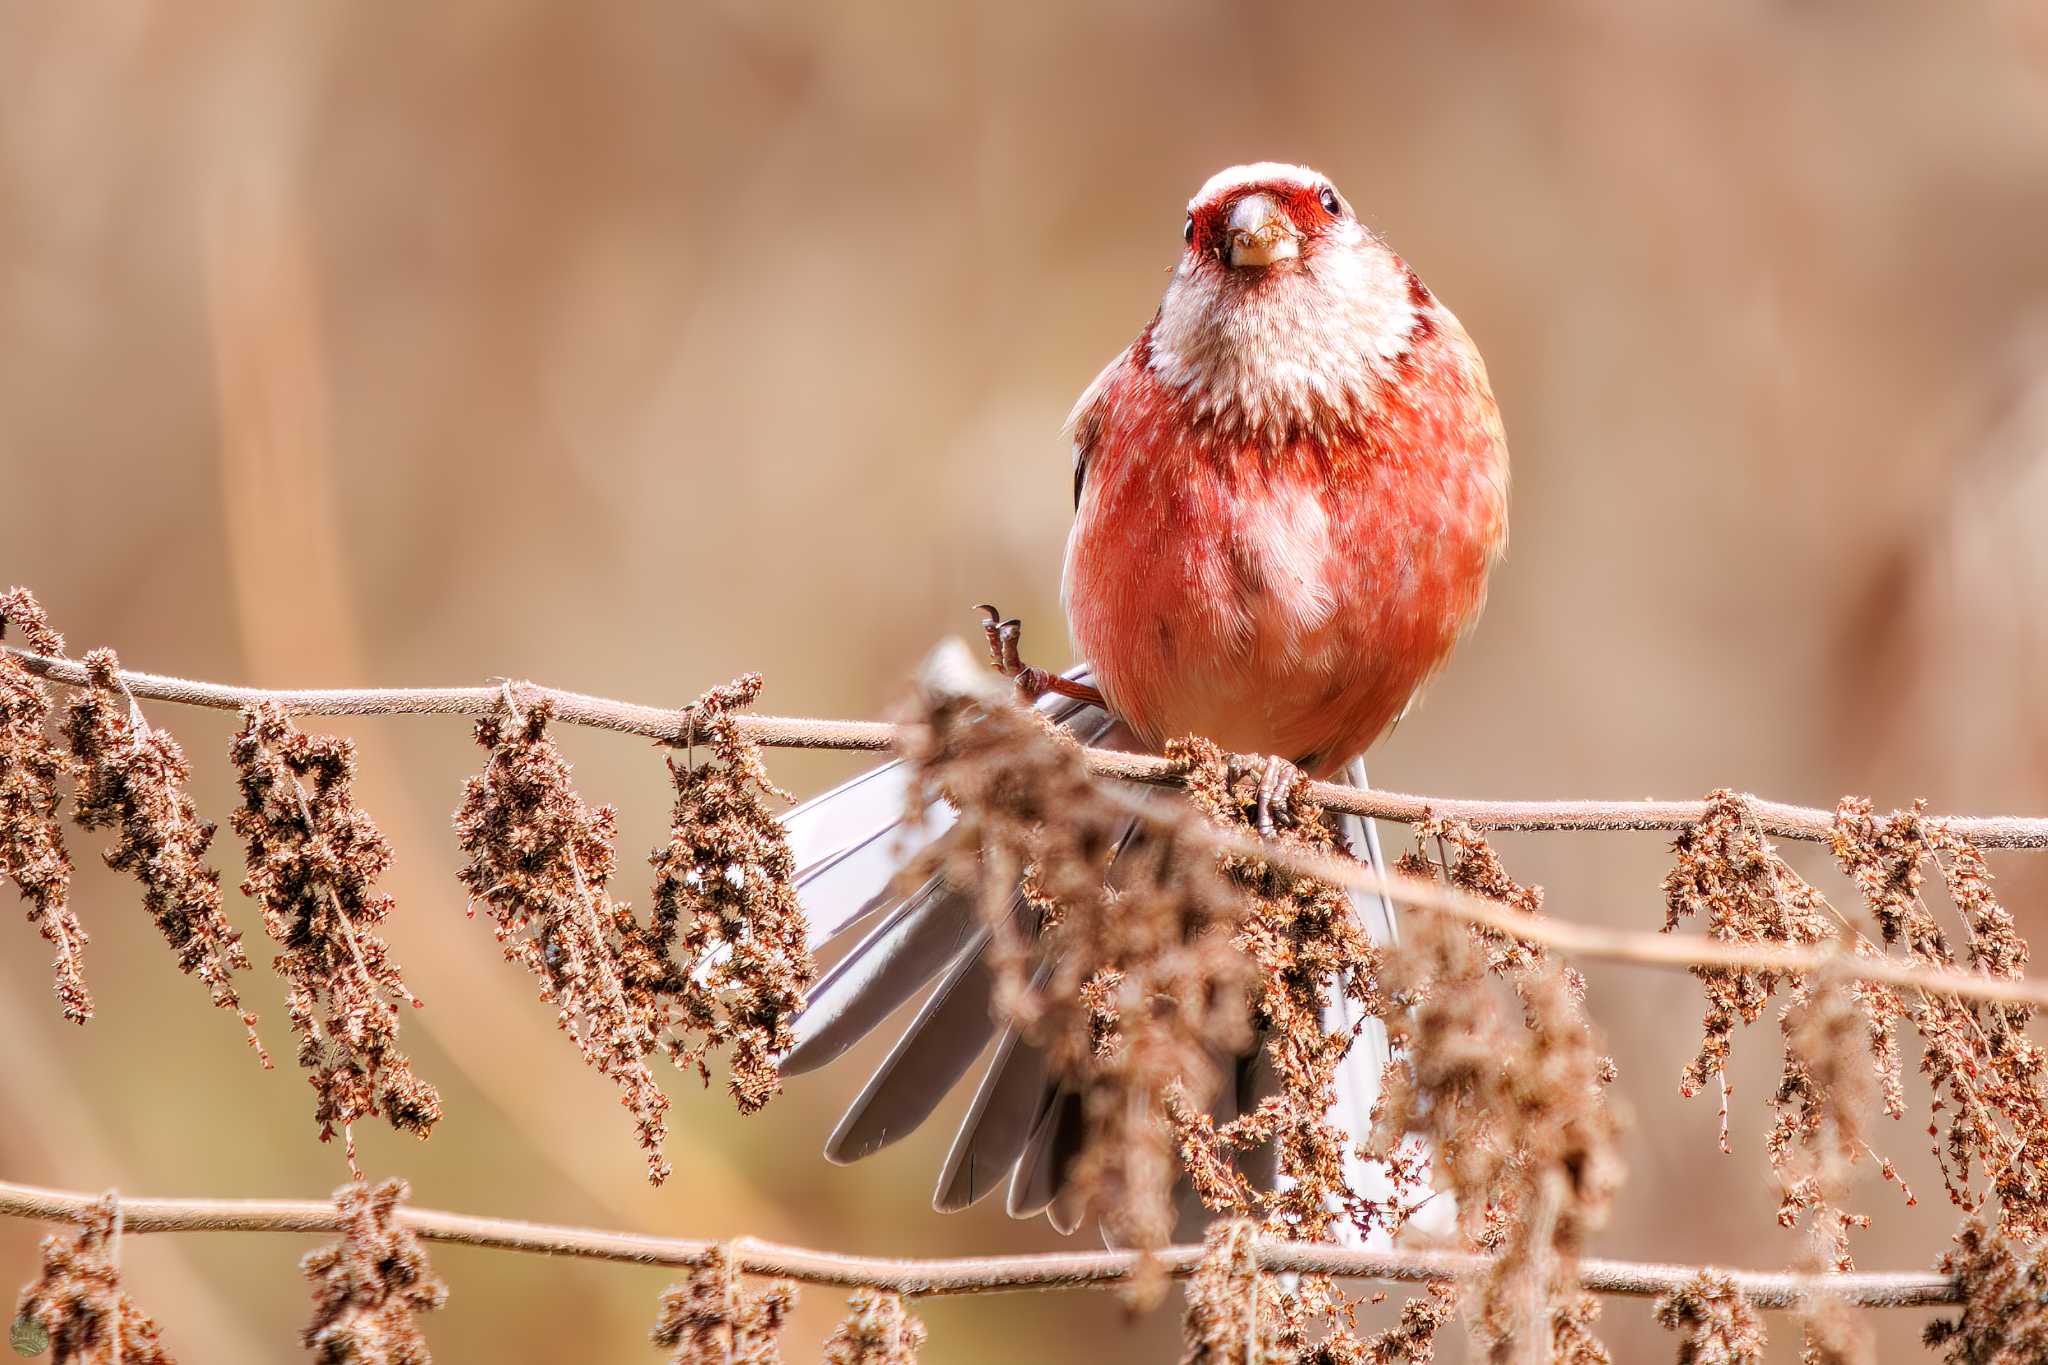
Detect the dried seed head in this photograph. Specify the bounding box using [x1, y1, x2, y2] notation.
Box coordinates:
[1797, 1292, 1873, 1365]
[12, 1195, 175, 1365]
[1769, 970, 1876, 1270]
[651, 1247, 795, 1365]
[1923, 1219, 2048, 1363]
[1171, 740, 1394, 1246]
[821, 1290, 926, 1365]
[1663, 792, 1836, 1116]
[1830, 800, 2048, 1243]
[1180, 1221, 1287, 1365]
[68, 648, 258, 1054]
[233, 704, 439, 1163]
[897, 682, 1249, 1281]
[1354, 1281, 1458, 1365]
[454, 694, 671, 1183]
[0, 588, 87, 1023]
[1546, 1294, 1611, 1365]
[640, 673, 813, 1113]
[300, 1178, 446, 1365]
[1369, 903, 1623, 1364]
[1652, 1272, 1765, 1365]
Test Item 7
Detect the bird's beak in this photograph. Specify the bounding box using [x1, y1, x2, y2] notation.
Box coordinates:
[1225, 193, 1300, 269]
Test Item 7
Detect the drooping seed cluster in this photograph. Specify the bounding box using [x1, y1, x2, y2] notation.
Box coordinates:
[1367, 895, 1622, 1365]
[1651, 1272, 1766, 1365]
[69, 648, 262, 1056]
[650, 1246, 796, 1365]
[1168, 738, 1391, 1246]
[642, 673, 814, 1113]
[820, 1290, 926, 1365]
[897, 678, 1251, 1283]
[1923, 1218, 2048, 1363]
[1167, 742, 1443, 1359]
[0, 588, 87, 1023]
[1383, 821, 1622, 1364]
[232, 704, 440, 1165]
[1662, 790, 1838, 1147]
[1660, 788, 2048, 1272]
[454, 694, 675, 1182]
[454, 676, 810, 1185]
[300, 1178, 447, 1365]
[11, 1195, 175, 1365]
[1830, 798, 2048, 1243]
[1180, 1221, 1288, 1365]
[1768, 970, 1883, 1271]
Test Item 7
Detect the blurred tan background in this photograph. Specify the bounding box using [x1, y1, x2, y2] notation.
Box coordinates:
[6, 2, 2048, 1360]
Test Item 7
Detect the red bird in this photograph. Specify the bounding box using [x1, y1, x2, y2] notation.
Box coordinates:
[778, 163, 1508, 1237]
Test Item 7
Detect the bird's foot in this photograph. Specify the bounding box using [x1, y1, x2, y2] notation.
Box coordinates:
[1252, 754, 1304, 838]
[976, 605, 1105, 707]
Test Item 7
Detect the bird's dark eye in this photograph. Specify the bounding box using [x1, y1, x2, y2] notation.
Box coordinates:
[1318, 185, 1343, 217]
[1182, 214, 1194, 244]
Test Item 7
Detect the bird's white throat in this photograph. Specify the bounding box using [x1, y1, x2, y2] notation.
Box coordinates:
[1147, 225, 1420, 443]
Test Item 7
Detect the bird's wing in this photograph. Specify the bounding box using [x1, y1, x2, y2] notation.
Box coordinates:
[1065, 345, 1135, 509]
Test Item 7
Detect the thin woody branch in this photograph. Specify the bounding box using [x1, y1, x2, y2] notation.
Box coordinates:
[15, 642, 2048, 1011]
[1150, 804, 2048, 1010]
[0, 1179, 1960, 1308]
[13, 644, 2048, 846]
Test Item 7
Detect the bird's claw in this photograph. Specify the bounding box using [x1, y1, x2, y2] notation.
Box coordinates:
[1254, 755, 1303, 838]
[977, 604, 1061, 702]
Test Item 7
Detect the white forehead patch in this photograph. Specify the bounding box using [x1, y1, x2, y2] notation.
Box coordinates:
[1189, 162, 1329, 209]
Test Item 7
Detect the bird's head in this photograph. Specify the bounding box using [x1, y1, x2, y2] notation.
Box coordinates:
[1149, 163, 1430, 441]
[1180, 164, 1352, 272]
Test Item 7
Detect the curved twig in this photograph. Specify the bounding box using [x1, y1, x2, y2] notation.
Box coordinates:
[17, 644, 2048, 1009]
[0, 1179, 1958, 1307]
[13, 645, 2048, 846]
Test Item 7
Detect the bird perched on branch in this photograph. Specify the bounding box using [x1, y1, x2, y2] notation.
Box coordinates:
[778, 163, 1509, 1238]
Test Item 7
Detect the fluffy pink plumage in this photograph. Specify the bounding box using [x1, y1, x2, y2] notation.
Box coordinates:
[1062, 162, 1509, 775]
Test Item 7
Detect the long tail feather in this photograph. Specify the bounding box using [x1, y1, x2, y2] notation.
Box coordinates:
[933, 966, 1055, 1211]
[779, 668, 1409, 1239]
[1008, 1087, 1083, 1226]
[780, 879, 980, 1075]
[824, 918, 1005, 1162]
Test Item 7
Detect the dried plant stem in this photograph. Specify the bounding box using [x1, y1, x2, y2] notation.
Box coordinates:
[0, 1179, 1964, 1308]
[15, 646, 2048, 846]
[1107, 786, 2048, 1011]
[12, 646, 2046, 1013]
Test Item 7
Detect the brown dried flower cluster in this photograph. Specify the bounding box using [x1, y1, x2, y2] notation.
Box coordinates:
[1355, 1281, 1460, 1365]
[1168, 740, 1389, 1246]
[1167, 745, 1439, 1361]
[1650, 1272, 1765, 1365]
[67, 648, 263, 1056]
[820, 1289, 926, 1365]
[1180, 1221, 1288, 1365]
[454, 694, 673, 1182]
[0, 588, 87, 1023]
[233, 704, 440, 1166]
[1372, 825, 1623, 1365]
[897, 678, 1251, 1272]
[1924, 1218, 2048, 1363]
[1830, 798, 2048, 1243]
[1768, 971, 1882, 1272]
[1660, 790, 2048, 1267]
[1662, 791, 1838, 1149]
[1796, 1293, 1872, 1365]
[640, 673, 813, 1113]
[457, 676, 811, 1182]
[301, 1178, 447, 1365]
[651, 1247, 796, 1364]
[11, 1196, 174, 1365]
